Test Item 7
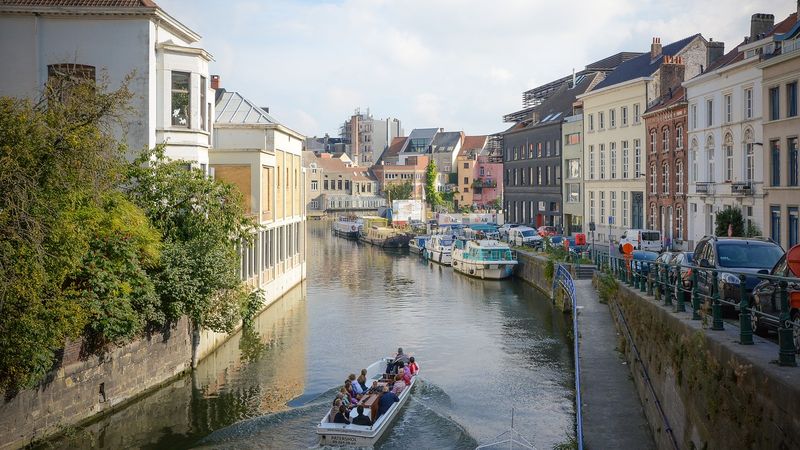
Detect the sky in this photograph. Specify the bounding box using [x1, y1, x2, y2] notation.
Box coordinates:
[158, 0, 798, 138]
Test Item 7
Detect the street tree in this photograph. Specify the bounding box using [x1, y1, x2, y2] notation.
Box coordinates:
[715, 208, 745, 237]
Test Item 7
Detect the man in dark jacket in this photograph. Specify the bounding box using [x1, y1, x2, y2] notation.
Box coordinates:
[352, 405, 372, 426]
[377, 386, 399, 418]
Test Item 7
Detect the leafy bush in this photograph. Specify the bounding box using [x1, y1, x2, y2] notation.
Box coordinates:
[597, 268, 618, 304]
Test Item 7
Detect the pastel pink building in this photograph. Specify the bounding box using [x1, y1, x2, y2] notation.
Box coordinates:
[455, 135, 503, 211]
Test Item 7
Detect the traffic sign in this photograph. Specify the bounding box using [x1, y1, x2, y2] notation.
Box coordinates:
[787, 245, 800, 277]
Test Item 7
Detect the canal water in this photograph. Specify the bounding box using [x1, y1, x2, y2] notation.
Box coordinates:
[45, 221, 575, 449]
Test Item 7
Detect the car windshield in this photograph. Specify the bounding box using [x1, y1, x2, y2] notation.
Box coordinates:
[641, 232, 660, 241]
[521, 230, 536, 237]
[717, 242, 784, 269]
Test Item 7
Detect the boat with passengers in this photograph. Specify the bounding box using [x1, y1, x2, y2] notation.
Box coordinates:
[425, 235, 455, 265]
[332, 216, 363, 239]
[316, 356, 419, 447]
[451, 239, 517, 279]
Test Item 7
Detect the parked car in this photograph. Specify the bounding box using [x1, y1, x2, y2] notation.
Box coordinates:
[693, 236, 785, 315]
[498, 223, 520, 240]
[652, 251, 675, 295]
[751, 245, 800, 340]
[537, 226, 557, 238]
[631, 250, 659, 276]
[618, 229, 662, 253]
[509, 226, 542, 247]
[670, 251, 694, 303]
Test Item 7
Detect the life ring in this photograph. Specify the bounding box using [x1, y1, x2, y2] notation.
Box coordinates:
[351, 225, 357, 231]
[469, 269, 474, 275]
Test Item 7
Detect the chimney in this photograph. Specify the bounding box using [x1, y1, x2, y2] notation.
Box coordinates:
[659, 55, 686, 100]
[210, 74, 220, 90]
[750, 13, 775, 40]
[707, 40, 725, 66]
[651, 37, 663, 60]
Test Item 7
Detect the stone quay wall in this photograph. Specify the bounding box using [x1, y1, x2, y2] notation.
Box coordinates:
[603, 278, 800, 450]
[514, 250, 592, 312]
[0, 318, 192, 449]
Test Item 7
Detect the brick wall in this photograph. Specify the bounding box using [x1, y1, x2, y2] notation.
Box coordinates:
[0, 318, 192, 449]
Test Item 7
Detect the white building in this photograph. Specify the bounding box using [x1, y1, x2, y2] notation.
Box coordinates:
[684, 13, 791, 247]
[0, 0, 215, 166]
[340, 109, 403, 166]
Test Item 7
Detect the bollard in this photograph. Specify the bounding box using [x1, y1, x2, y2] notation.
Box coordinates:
[664, 264, 673, 307]
[738, 274, 753, 345]
[777, 280, 797, 366]
[691, 269, 701, 320]
[711, 271, 724, 330]
[675, 266, 686, 313]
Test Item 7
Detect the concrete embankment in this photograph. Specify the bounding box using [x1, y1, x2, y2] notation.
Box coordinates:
[604, 276, 800, 450]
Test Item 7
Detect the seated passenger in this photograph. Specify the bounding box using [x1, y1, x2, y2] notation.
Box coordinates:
[348, 373, 364, 396]
[357, 369, 369, 391]
[408, 356, 419, 376]
[333, 405, 351, 424]
[329, 398, 343, 423]
[377, 386, 399, 418]
[339, 389, 353, 409]
[391, 373, 406, 395]
[401, 362, 412, 384]
[367, 380, 380, 394]
[345, 380, 360, 402]
[386, 347, 409, 374]
[351, 405, 373, 426]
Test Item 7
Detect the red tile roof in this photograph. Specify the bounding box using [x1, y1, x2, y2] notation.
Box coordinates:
[380, 137, 407, 162]
[643, 86, 686, 116]
[0, 0, 158, 7]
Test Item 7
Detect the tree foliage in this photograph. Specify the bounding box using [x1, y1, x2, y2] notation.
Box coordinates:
[424, 159, 443, 208]
[715, 208, 745, 237]
[125, 147, 257, 332]
[384, 181, 413, 201]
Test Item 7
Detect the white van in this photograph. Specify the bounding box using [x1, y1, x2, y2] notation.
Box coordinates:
[618, 229, 662, 253]
[509, 226, 542, 247]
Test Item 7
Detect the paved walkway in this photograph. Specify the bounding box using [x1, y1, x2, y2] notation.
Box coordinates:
[574, 278, 655, 450]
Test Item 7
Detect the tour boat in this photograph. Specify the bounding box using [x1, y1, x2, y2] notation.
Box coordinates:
[316, 358, 419, 447]
[451, 239, 517, 280]
[409, 235, 430, 254]
[332, 216, 362, 239]
[426, 235, 454, 265]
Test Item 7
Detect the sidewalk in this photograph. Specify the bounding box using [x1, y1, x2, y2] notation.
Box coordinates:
[574, 279, 655, 450]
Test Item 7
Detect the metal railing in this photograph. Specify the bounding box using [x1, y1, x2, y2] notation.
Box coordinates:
[591, 251, 798, 367]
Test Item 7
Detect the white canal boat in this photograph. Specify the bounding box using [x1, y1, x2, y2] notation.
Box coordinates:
[332, 217, 362, 239]
[316, 358, 418, 447]
[426, 235, 454, 265]
[409, 235, 430, 254]
[451, 239, 517, 280]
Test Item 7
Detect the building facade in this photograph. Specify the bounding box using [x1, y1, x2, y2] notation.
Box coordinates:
[302, 151, 384, 217]
[562, 108, 585, 235]
[0, 1, 216, 166]
[759, 12, 800, 247]
[340, 109, 402, 166]
[581, 35, 713, 246]
[371, 155, 429, 200]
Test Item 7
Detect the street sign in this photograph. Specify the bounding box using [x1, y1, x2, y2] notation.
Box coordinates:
[608, 216, 614, 225]
[787, 245, 800, 276]
[588, 221, 596, 232]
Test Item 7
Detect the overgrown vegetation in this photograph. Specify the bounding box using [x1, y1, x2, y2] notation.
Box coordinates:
[383, 181, 413, 201]
[0, 74, 255, 393]
[424, 159, 443, 209]
[597, 267, 618, 304]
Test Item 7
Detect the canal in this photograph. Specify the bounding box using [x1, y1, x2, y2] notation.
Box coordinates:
[45, 221, 575, 449]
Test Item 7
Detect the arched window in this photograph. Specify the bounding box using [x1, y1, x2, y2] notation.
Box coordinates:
[662, 126, 670, 152]
[744, 128, 755, 182]
[676, 125, 684, 149]
[676, 160, 684, 194]
[650, 164, 657, 194]
[650, 130, 657, 153]
[662, 163, 670, 194]
[724, 132, 734, 181]
[706, 135, 715, 182]
[676, 206, 684, 240]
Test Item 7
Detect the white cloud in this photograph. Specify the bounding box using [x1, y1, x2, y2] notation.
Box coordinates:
[158, 0, 798, 137]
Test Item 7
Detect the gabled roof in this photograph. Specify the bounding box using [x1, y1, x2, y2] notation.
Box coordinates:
[400, 128, 440, 154]
[461, 135, 487, 151]
[643, 86, 686, 115]
[0, 0, 157, 6]
[377, 136, 407, 163]
[594, 34, 702, 90]
[708, 13, 798, 71]
[430, 131, 462, 153]
[215, 91, 278, 125]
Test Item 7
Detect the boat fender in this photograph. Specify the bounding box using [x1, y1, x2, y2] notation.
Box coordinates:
[469, 269, 474, 275]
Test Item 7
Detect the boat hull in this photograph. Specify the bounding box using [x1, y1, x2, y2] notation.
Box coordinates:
[332, 228, 360, 239]
[451, 259, 516, 280]
[427, 249, 452, 265]
[361, 234, 412, 248]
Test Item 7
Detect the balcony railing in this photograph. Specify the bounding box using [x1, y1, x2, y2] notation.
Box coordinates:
[472, 178, 497, 188]
[731, 181, 754, 196]
[695, 182, 713, 195]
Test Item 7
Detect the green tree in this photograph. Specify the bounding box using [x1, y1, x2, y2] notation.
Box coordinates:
[125, 147, 256, 335]
[424, 159, 443, 208]
[715, 208, 745, 237]
[384, 181, 413, 200]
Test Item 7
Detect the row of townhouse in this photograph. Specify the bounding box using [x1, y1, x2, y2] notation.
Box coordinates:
[501, 6, 800, 251]
[302, 151, 386, 218]
[0, 0, 307, 354]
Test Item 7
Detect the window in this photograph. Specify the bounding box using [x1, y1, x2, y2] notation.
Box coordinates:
[769, 87, 780, 120]
[676, 161, 683, 194]
[744, 87, 753, 119]
[622, 141, 629, 178]
[200, 76, 207, 130]
[568, 159, 581, 179]
[676, 126, 683, 149]
[650, 164, 657, 194]
[662, 127, 670, 152]
[171, 71, 191, 127]
[310, 199, 319, 209]
[790, 207, 799, 247]
[650, 131, 657, 153]
[634, 103, 641, 124]
[789, 82, 798, 118]
[537, 142, 542, 157]
[599, 144, 606, 179]
[611, 191, 617, 219]
[691, 104, 698, 129]
[588, 114, 594, 131]
[724, 93, 732, 123]
[662, 163, 669, 194]
[706, 99, 713, 127]
[746, 140, 755, 182]
[463, 177, 469, 185]
[621, 106, 628, 126]
[724, 133, 733, 181]
[650, 204, 656, 229]
[555, 139, 561, 156]
[546, 165, 551, 185]
[600, 191, 605, 223]
[609, 109, 616, 128]
[790, 137, 799, 186]
[622, 191, 629, 227]
[589, 146, 595, 180]
[771, 206, 782, 244]
[691, 139, 698, 182]
[771, 139, 781, 186]
[610, 142, 617, 179]
[537, 166, 542, 185]
[311, 180, 318, 191]
[590, 191, 595, 223]
[707, 136, 715, 182]
[463, 162, 469, 169]
[676, 207, 684, 240]
[323, 179, 329, 190]
[567, 184, 580, 203]
[567, 133, 581, 145]
[546, 140, 551, 157]
[599, 111, 605, 129]
[634, 139, 641, 177]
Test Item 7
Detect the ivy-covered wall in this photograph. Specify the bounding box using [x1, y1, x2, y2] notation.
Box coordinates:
[607, 280, 800, 450]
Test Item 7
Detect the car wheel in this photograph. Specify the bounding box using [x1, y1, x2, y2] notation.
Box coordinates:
[792, 310, 800, 353]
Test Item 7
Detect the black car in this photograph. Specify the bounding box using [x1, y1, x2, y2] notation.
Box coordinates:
[751, 252, 800, 343]
[693, 236, 785, 315]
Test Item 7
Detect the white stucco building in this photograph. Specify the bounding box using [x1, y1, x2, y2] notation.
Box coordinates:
[0, 0, 215, 166]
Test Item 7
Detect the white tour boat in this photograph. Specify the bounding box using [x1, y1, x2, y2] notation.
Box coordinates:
[451, 239, 517, 280]
[332, 216, 362, 239]
[426, 235, 454, 265]
[316, 358, 418, 447]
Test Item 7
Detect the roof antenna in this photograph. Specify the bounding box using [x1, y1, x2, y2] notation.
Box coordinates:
[572, 68, 576, 88]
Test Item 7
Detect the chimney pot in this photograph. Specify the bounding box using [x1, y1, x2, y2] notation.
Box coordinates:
[210, 74, 220, 90]
[750, 13, 775, 39]
[651, 37, 663, 59]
